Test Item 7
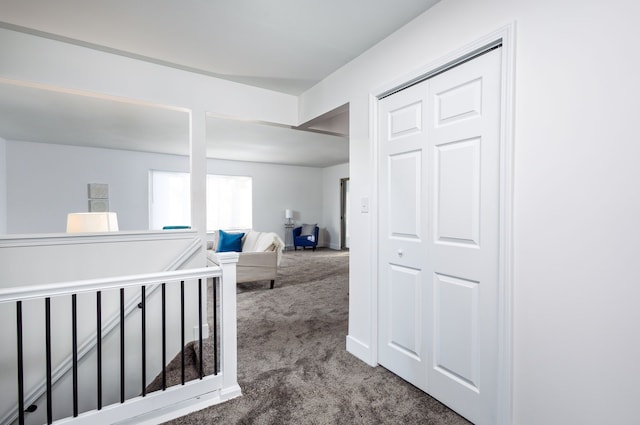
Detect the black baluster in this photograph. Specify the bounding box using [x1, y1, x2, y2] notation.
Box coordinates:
[141, 286, 146, 397]
[120, 288, 125, 403]
[96, 291, 102, 410]
[198, 278, 203, 379]
[162, 283, 167, 391]
[181, 280, 185, 385]
[72, 294, 78, 417]
[16, 301, 24, 425]
[45, 298, 52, 424]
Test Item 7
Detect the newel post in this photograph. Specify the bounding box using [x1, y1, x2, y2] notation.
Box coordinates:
[214, 252, 242, 399]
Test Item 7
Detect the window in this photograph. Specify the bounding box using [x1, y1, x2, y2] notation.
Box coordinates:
[206, 174, 252, 230]
[149, 171, 252, 231]
[149, 170, 191, 230]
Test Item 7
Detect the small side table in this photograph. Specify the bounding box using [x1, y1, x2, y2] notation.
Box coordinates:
[284, 223, 295, 251]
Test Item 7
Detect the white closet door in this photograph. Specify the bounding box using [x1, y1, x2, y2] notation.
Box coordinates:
[378, 77, 430, 391]
[378, 47, 502, 425]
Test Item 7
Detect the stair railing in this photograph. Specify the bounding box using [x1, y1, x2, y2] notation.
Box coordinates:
[0, 252, 240, 425]
[0, 236, 204, 425]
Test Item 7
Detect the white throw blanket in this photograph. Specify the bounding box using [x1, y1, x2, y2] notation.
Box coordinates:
[243, 230, 285, 266]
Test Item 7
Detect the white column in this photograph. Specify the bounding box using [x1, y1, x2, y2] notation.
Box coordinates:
[215, 252, 241, 399]
[190, 109, 207, 262]
[0, 137, 6, 234]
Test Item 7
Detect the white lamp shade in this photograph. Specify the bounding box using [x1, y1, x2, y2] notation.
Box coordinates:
[285, 209, 293, 219]
[67, 212, 119, 233]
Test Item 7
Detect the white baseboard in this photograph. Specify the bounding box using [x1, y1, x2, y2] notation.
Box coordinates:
[346, 335, 376, 367]
[220, 383, 242, 399]
[118, 387, 241, 425]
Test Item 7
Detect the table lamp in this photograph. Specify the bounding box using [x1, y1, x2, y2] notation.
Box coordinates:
[66, 212, 119, 233]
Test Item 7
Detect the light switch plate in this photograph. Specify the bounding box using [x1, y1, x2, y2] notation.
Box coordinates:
[361, 197, 369, 213]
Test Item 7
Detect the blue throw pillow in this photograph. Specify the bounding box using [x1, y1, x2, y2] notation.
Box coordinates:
[217, 230, 244, 252]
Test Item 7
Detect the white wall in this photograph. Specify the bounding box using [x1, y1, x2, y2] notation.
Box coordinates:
[6, 140, 190, 233]
[322, 163, 349, 250]
[300, 0, 640, 424]
[6, 140, 327, 240]
[0, 136, 6, 233]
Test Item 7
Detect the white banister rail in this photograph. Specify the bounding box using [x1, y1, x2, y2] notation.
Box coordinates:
[0, 267, 216, 303]
[0, 253, 241, 425]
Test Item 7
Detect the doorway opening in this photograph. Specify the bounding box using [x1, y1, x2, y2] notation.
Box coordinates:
[340, 178, 350, 250]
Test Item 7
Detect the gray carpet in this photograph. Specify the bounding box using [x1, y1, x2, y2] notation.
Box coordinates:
[163, 248, 471, 425]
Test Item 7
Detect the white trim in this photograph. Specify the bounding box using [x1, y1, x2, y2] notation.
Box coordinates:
[164, 237, 203, 270]
[0, 229, 198, 248]
[115, 385, 241, 425]
[219, 383, 242, 399]
[52, 374, 240, 425]
[368, 93, 380, 368]
[368, 23, 516, 425]
[496, 22, 516, 425]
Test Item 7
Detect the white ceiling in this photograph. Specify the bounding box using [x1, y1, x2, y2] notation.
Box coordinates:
[207, 116, 349, 168]
[0, 81, 190, 154]
[0, 0, 439, 167]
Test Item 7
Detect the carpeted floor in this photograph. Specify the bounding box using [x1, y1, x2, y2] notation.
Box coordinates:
[164, 248, 471, 425]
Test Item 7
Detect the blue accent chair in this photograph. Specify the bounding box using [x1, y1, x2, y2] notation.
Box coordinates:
[293, 226, 319, 251]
